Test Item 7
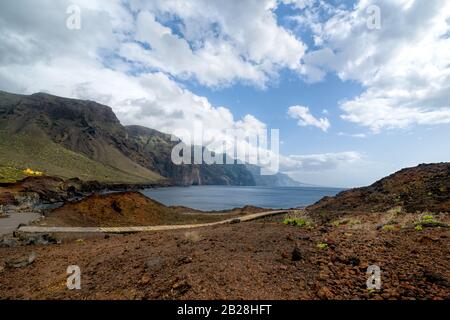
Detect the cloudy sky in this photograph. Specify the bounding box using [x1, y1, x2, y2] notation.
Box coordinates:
[1, 0, 449, 187]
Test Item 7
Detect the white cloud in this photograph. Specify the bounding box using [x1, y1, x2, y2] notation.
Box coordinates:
[287, 105, 330, 132]
[338, 132, 367, 138]
[281, 151, 362, 172]
[286, 152, 381, 188]
[122, 0, 307, 87]
[119, 11, 267, 87]
[291, 0, 450, 131]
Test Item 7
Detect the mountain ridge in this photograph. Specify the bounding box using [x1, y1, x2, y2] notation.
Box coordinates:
[0, 90, 304, 186]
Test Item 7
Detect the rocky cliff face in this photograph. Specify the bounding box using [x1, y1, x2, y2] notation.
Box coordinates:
[245, 164, 311, 187]
[0, 91, 302, 186]
[125, 125, 255, 186]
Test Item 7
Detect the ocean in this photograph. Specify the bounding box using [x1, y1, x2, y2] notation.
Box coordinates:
[141, 185, 344, 211]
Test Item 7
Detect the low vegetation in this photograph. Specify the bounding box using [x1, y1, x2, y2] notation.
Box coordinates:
[317, 242, 328, 250]
[387, 206, 403, 215]
[283, 218, 310, 227]
[282, 211, 314, 228]
[414, 213, 447, 228]
[0, 166, 27, 183]
[330, 218, 361, 228]
[381, 224, 396, 231]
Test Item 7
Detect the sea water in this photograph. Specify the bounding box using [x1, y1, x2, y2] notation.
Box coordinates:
[141, 185, 344, 211]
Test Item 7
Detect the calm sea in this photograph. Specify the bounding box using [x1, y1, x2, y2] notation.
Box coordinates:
[141, 185, 344, 211]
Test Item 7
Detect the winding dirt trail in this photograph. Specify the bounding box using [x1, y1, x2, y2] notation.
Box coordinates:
[17, 210, 288, 234]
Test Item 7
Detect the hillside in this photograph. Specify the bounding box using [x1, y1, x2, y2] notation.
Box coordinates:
[306, 163, 450, 220]
[0, 91, 303, 186]
[0, 91, 163, 184]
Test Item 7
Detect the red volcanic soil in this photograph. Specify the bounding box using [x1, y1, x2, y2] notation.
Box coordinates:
[0, 211, 448, 300]
[38, 191, 266, 227]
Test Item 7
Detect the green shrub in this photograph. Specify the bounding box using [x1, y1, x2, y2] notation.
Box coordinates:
[348, 219, 361, 226]
[413, 214, 446, 228]
[422, 215, 434, 221]
[367, 288, 376, 294]
[283, 218, 312, 228]
[330, 218, 360, 228]
[331, 220, 340, 227]
[317, 242, 328, 250]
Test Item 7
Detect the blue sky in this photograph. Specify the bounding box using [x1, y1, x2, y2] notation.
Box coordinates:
[0, 0, 449, 187]
[184, 71, 363, 154]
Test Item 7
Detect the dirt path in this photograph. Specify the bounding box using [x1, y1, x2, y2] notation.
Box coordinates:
[18, 210, 288, 234]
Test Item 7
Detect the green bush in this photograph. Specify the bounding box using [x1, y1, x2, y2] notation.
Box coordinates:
[387, 206, 403, 215]
[348, 219, 361, 226]
[317, 242, 328, 250]
[382, 225, 395, 231]
[283, 218, 312, 228]
[331, 220, 340, 227]
[413, 213, 447, 228]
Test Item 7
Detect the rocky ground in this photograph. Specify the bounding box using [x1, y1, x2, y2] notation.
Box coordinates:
[0, 163, 449, 300]
[0, 210, 448, 300]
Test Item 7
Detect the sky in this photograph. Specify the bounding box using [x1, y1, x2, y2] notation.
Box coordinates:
[0, 0, 449, 187]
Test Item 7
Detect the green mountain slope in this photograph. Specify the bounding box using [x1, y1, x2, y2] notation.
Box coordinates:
[0, 91, 163, 183]
[0, 129, 160, 183]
